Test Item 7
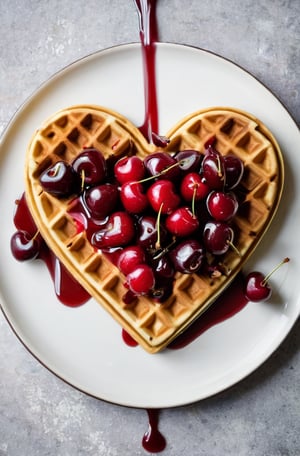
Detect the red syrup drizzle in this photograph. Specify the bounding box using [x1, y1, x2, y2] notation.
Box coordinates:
[122, 328, 139, 347]
[122, 275, 249, 350]
[13, 193, 90, 307]
[134, 0, 160, 143]
[169, 273, 248, 349]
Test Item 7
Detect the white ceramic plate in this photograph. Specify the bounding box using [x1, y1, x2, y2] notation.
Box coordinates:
[0, 43, 299, 409]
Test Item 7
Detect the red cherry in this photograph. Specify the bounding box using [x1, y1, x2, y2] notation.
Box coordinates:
[91, 211, 135, 249]
[203, 221, 235, 255]
[244, 272, 272, 302]
[245, 258, 290, 302]
[206, 191, 239, 221]
[165, 207, 199, 237]
[11, 230, 40, 261]
[84, 183, 118, 219]
[39, 161, 80, 197]
[201, 148, 225, 190]
[120, 181, 149, 214]
[224, 155, 244, 190]
[147, 180, 180, 214]
[144, 152, 181, 180]
[136, 215, 167, 251]
[204, 136, 217, 150]
[151, 132, 170, 147]
[174, 150, 203, 173]
[118, 246, 146, 275]
[126, 264, 155, 295]
[72, 148, 107, 187]
[180, 172, 210, 201]
[169, 239, 205, 274]
[150, 255, 175, 280]
[114, 156, 145, 184]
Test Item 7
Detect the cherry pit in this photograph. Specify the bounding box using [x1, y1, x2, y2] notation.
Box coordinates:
[11, 140, 289, 304]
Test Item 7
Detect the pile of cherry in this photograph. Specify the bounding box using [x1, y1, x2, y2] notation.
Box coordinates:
[11, 138, 288, 304]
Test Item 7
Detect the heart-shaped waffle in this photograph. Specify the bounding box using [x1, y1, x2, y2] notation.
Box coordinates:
[25, 105, 284, 353]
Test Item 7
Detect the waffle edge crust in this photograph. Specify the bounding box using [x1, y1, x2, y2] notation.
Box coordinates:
[25, 105, 284, 353]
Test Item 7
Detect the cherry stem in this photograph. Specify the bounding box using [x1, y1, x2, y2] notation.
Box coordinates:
[155, 203, 164, 250]
[226, 230, 241, 257]
[216, 155, 224, 180]
[261, 257, 290, 286]
[191, 184, 197, 216]
[153, 237, 177, 260]
[32, 230, 40, 241]
[80, 169, 86, 192]
[227, 241, 241, 257]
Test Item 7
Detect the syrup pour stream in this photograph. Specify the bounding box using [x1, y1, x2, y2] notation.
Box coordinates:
[134, 0, 159, 142]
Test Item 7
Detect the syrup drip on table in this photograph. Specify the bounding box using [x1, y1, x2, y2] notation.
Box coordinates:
[143, 409, 166, 453]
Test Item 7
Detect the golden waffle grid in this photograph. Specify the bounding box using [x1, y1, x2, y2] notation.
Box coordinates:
[25, 105, 284, 353]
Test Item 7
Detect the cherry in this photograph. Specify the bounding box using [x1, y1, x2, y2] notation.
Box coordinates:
[151, 132, 170, 147]
[150, 255, 175, 280]
[174, 150, 203, 172]
[165, 207, 199, 237]
[245, 257, 290, 302]
[180, 172, 210, 202]
[120, 181, 149, 214]
[201, 148, 225, 190]
[84, 183, 118, 219]
[136, 215, 167, 252]
[39, 161, 80, 197]
[244, 272, 271, 302]
[150, 283, 173, 302]
[144, 152, 181, 180]
[147, 254, 175, 301]
[72, 148, 106, 187]
[206, 191, 239, 222]
[126, 264, 155, 295]
[11, 230, 40, 261]
[204, 136, 217, 150]
[224, 155, 244, 190]
[91, 211, 135, 249]
[169, 239, 205, 274]
[147, 179, 180, 214]
[114, 156, 145, 184]
[118, 246, 146, 275]
[203, 221, 234, 255]
[149, 256, 175, 302]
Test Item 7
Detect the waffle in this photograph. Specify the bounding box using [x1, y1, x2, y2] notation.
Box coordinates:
[25, 105, 284, 353]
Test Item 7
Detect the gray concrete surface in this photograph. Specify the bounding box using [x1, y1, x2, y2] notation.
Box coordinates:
[0, 1, 299, 455]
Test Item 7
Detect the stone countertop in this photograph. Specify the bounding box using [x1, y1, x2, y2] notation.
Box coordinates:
[0, 1, 299, 455]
